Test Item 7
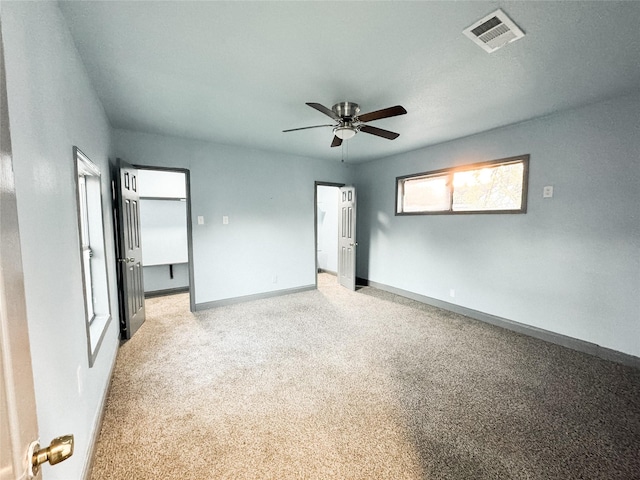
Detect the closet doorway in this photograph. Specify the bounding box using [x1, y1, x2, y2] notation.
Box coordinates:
[315, 182, 342, 286]
[137, 167, 195, 311]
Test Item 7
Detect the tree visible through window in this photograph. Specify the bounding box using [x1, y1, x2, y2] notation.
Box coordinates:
[396, 155, 529, 215]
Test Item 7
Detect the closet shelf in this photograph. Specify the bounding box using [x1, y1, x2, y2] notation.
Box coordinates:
[140, 196, 186, 201]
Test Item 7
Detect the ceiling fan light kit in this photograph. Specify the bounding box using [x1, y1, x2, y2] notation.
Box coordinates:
[284, 101, 407, 147]
[334, 125, 357, 140]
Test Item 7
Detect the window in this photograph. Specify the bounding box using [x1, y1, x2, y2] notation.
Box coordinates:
[74, 147, 112, 367]
[396, 155, 529, 215]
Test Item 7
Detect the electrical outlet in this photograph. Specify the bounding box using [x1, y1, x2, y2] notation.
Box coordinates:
[543, 186, 554, 198]
[273, 275, 278, 284]
[223, 215, 229, 225]
[449, 289, 455, 298]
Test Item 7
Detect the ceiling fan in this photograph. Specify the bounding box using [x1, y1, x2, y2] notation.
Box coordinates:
[283, 102, 407, 147]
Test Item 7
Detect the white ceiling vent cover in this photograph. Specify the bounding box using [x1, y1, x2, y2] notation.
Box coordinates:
[463, 9, 525, 53]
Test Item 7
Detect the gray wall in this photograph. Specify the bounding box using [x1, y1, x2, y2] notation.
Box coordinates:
[356, 92, 640, 358]
[139, 199, 189, 293]
[143, 264, 190, 293]
[139, 199, 189, 266]
[113, 129, 354, 306]
[2, 2, 120, 479]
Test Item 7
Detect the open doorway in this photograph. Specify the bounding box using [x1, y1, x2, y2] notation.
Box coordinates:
[315, 182, 342, 287]
[136, 167, 195, 311]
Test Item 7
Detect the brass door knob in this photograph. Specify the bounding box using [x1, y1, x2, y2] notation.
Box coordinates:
[31, 434, 74, 474]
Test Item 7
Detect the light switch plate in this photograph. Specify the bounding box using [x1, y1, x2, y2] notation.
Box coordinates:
[197, 216, 204, 225]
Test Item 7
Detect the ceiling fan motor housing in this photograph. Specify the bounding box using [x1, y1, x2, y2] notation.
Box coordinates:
[332, 102, 360, 121]
[332, 102, 360, 139]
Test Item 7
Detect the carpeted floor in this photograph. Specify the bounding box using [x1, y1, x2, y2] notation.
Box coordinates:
[90, 274, 640, 479]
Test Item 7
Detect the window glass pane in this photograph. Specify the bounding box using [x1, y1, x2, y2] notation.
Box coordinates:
[82, 246, 95, 321]
[452, 162, 524, 211]
[78, 176, 90, 245]
[402, 174, 450, 212]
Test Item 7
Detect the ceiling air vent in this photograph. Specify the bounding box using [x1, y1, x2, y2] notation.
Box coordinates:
[463, 9, 525, 53]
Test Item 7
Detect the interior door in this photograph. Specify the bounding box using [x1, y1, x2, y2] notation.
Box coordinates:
[338, 186, 357, 290]
[113, 159, 145, 339]
[0, 27, 40, 480]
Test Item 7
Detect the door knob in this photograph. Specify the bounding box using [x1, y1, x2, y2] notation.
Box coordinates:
[118, 257, 135, 263]
[349, 242, 358, 247]
[30, 434, 74, 476]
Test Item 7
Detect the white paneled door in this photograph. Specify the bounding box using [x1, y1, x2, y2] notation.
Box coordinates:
[338, 186, 357, 291]
[1, 27, 39, 480]
[1, 27, 75, 479]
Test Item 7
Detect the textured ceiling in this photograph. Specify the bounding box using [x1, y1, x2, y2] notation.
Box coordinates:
[59, 1, 640, 163]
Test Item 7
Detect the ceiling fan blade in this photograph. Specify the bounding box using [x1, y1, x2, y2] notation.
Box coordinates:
[360, 124, 400, 140]
[358, 105, 407, 123]
[282, 124, 334, 133]
[331, 136, 343, 148]
[306, 102, 340, 120]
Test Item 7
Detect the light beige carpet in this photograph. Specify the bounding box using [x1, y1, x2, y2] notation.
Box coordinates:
[90, 274, 640, 479]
